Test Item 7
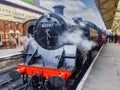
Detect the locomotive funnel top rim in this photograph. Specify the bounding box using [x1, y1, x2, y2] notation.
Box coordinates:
[53, 5, 65, 8]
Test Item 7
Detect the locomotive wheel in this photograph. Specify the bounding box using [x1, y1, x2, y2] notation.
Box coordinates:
[25, 75, 38, 90]
[25, 74, 46, 90]
[9, 70, 20, 80]
[47, 76, 66, 90]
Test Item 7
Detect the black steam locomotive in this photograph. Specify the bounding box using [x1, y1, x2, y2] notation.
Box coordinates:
[9, 5, 106, 90]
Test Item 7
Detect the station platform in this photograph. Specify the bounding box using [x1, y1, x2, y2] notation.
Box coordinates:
[77, 43, 120, 90]
[0, 46, 23, 58]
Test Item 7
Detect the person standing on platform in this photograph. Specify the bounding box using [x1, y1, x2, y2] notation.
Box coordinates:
[110, 32, 114, 43]
[114, 32, 118, 43]
[106, 30, 112, 43]
[106, 33, 109, 43]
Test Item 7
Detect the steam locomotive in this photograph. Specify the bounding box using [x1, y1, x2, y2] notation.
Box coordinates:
[9, 5, 106, 90]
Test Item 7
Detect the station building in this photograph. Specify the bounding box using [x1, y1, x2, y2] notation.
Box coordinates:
[0, 0, 50, 48]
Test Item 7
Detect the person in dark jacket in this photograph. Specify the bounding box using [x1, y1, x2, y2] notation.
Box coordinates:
[114, 33, 118, 43]
[110, 33, 114, 43]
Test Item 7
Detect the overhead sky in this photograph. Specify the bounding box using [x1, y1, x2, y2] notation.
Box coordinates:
[40, 0, 106, 29]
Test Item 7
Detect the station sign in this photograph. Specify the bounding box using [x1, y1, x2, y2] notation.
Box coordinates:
[0, 4, 41, 22]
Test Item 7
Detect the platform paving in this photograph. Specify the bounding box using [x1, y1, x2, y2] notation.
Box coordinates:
[0, 46, 23, 57]
[81, 43, 120, 90]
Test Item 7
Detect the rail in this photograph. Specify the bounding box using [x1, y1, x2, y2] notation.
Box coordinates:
[0, 79, 13, 86]
[0, 53, 23, 61]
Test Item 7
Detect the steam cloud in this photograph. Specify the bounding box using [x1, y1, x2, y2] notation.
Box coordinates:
[21, 35, 34, 50]
[21, 30, 96, 51]
[58, 30, 96, 51]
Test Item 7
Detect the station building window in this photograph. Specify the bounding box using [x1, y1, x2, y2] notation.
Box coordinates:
[0, 33, 1, 41]
[0, 31, 3, 46]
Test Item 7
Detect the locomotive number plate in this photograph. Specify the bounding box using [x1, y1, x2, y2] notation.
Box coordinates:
[41, 23, 54, 28]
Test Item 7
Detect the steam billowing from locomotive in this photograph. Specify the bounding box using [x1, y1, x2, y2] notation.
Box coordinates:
[58, 30, 96, 51]
[22, 27, 96, 51]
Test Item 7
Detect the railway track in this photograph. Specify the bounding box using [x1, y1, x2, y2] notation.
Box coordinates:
[0, 68, 23, 90]
[0, 53, 22, 61]
[0, 53, 24, 90]
[0, 79, 13, 86]
[11, 83, 28, 90]
[0, 69, 28, 90]
[0, 66, 17, 87]
[0, 53, 23, 73]
[0, 66, 17, 74]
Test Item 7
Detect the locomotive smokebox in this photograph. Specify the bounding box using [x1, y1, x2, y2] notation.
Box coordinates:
[53, 5, 65, 15]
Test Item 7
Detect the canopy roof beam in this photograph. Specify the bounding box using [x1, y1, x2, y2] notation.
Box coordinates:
[100, 0, 108, 6]
[102, 8, 115, 15]
[105, 17, 113, 22]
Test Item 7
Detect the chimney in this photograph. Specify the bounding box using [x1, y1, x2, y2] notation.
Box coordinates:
[53, 5, 65, 15]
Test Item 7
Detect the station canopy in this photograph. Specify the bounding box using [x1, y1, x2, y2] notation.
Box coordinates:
[95, 0, 120, 35]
